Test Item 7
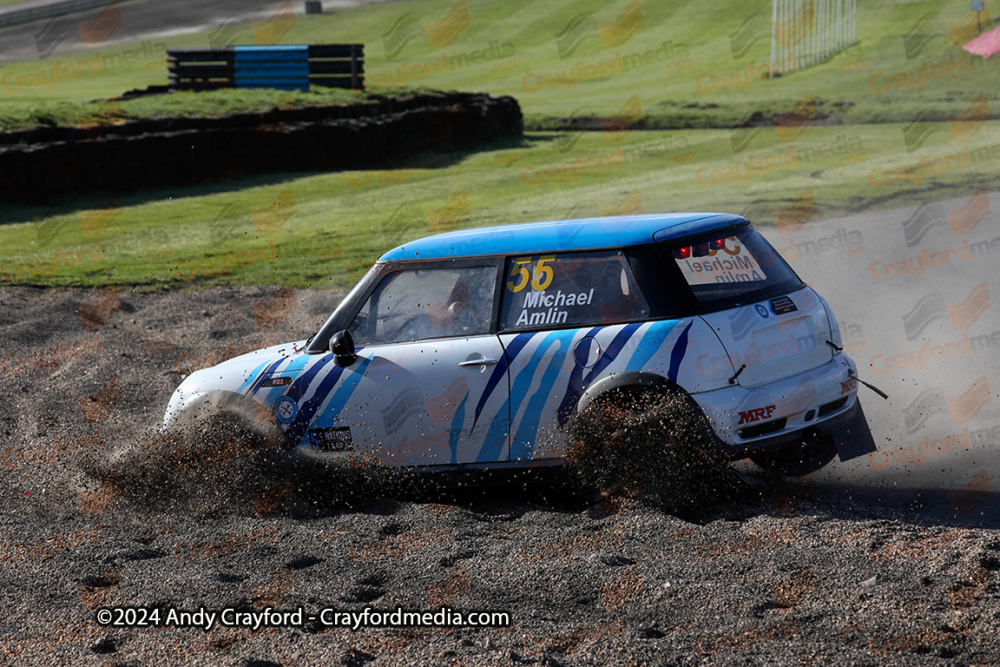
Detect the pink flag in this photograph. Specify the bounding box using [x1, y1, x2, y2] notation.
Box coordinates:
[963, 24, 1000, 58]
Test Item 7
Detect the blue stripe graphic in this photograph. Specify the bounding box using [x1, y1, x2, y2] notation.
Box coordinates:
[471, 332, 536, 430]
[556, 323, 641, 425]
[667, 321, 694, 383]
[624, 321, 679, 372]
[448, 392, 469, 464]
[242, 359, 281, 394]
[510, 332, 573, 458]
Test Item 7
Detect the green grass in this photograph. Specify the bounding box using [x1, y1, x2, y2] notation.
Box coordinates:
[0, 0, 996, 287]
[0, 0, 995, 128]
[0, 87, 365, 131]
[3, 122, 998, 288]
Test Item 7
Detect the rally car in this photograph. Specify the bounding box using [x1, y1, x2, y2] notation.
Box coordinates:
[163, 213, 876, 477]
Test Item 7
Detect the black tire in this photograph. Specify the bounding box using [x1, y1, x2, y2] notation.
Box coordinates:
[749, 433, 838, 477]
[564, 388, 728, 512]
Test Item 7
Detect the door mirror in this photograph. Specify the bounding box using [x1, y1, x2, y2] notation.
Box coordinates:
[330, 330, 356, 367]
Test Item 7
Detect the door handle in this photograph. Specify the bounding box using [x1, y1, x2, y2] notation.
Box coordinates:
[459, 358, 499, 367]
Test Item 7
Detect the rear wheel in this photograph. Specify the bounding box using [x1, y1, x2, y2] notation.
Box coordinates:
[565, 388, 727, 511]
[749, 430, 838, 477]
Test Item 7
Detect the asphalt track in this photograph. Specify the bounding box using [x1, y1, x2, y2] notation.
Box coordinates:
[0, 0, 397, 62]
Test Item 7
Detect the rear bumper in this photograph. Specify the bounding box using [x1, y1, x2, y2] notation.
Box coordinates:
[718, 399, 859, 460]
[690, 353, 870, 460]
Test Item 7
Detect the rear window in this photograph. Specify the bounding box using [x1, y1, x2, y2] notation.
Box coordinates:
[667, 227, 801, 305]
[499, 251, 648, 330]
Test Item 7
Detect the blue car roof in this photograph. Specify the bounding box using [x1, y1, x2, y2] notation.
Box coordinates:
[379, 213, 749, 261]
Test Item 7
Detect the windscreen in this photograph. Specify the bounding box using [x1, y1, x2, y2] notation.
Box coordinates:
[667, 226, 802, 306]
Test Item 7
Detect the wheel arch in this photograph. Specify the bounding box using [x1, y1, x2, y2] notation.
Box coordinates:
[163, 389, 286, 447]
[576, 371, 683, 415]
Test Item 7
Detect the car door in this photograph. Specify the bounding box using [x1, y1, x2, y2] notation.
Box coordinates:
[292, 261, 510, 467]
[497, 250, 655, 463]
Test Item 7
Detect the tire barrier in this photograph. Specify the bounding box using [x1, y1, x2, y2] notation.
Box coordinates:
[0, 92, 523, 204]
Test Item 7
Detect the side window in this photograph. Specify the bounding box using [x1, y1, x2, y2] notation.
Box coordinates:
[349, 265, 497, 345]
[499, 251, 648, 330]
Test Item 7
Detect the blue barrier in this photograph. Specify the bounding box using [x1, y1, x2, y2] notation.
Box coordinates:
[168, 45, 364, 91]
[233, 45, 309, 90]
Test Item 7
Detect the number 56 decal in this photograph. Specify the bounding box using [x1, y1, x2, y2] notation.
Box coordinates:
[506, 255, 555, 293]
